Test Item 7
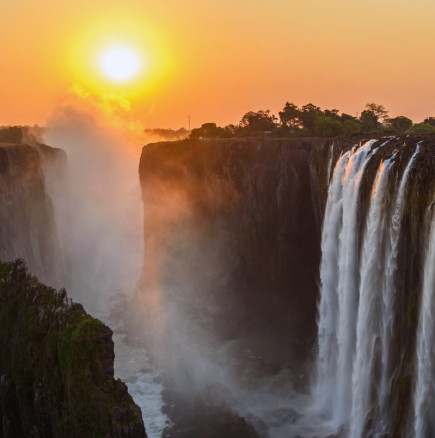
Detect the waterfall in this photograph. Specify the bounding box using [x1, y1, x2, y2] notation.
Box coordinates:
[414, 208, 435, 437]
[315, 140, 422, 437]
[315, 140, 377, 426]
[378, 144, 421, 426]
[350, 156, 395, 438]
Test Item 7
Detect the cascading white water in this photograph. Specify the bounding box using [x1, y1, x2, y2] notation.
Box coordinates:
[350, 156, 395, 438]
[351, 145, 420, 438]
[378, 144, 421, 428]
[414, 208, 435, 438]
[315, 140, 377, 427]
[315, 140, 422, 437]
[315, 148, 350, 417]
[334, 140, 384, 426]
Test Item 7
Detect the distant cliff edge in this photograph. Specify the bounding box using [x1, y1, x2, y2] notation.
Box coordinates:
[0, 126, 66, 288]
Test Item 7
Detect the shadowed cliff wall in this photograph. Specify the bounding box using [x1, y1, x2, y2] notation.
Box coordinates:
[0, 127, 66, 288]
[137, 138, 353, 364]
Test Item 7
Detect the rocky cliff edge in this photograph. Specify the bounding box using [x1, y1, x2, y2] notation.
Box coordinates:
[0, 259, 147, 438]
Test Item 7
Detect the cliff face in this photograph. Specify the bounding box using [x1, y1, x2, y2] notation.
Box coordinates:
[0, 126, 66, 288]
[137, 138, 353, 363]
[0, 259, 147, 438]
[136, 135, 435, 436]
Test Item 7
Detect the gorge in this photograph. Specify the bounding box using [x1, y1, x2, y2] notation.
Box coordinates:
[1, 126, 435, 437]
[136, 135, 435, 437]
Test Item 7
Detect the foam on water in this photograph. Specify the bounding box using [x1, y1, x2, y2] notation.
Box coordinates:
[113, 333, 170, 438]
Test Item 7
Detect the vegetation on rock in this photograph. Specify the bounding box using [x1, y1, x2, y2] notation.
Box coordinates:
[184, 102, 435, 140]
[0, 259, 146, 438]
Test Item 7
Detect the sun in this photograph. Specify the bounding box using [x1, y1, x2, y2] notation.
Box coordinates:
[99, 45, 142, 82]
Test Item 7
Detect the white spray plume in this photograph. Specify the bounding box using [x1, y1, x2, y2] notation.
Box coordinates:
[44, 89, 145, 312]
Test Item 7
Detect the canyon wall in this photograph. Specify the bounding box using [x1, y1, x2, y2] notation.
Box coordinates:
[137, 138, 353, 365]
[0, 126, 65, 288]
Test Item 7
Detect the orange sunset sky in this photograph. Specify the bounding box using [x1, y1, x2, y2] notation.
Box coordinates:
[1, 0, 435, 129]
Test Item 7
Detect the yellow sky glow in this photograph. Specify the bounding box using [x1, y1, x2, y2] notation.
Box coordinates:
[1, 0, 435, 128]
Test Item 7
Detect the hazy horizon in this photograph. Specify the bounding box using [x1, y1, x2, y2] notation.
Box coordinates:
[2, 0, 435, 129]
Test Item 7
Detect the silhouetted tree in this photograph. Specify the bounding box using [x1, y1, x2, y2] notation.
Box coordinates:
[423, 117, 435, 127]
[324, 109, 341, 121]
[240, 110, 278, 132]
[360, 109, 378, 132]
[300, 103, 322, 133]
[362, 103, 389, 128]
[190, 123, 227, 139]
[279, 102, 301, 129]
[223, 124, 238, 136]
[183, 101, 420, 140]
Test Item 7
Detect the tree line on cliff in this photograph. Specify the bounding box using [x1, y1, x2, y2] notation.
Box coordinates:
[188, 102, 435, 139]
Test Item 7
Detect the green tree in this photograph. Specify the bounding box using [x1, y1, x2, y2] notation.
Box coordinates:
[279, 102, 301, 129]
[359, 103, 389, 132]
[315, 116, 342, 137]
[387, 116, 412, 133]
[240, 110, 278, 132]
[342, 119, 361, 138]
[423, 117, 435, 127]
[360, 110, 377, 132]
[300, 103, 323, 133]
[407, 123, 435, 134]
[365, 103, 389, 124]
[341, 113, 358, 123]
[324, 109, 341, 121]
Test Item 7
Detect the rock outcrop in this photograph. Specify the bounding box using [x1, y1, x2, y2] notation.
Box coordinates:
[0, 259, 147, 438]
[0, 126, 65, 288]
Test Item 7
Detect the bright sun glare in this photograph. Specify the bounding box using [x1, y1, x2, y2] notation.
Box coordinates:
[99, 45, 141, 82]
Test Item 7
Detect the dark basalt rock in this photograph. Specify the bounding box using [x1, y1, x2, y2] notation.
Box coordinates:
[0, 259, 147, 438]
[136, 137, 354, 365]
[134, 137, 353, 437]
[0, 126, 66, 288]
